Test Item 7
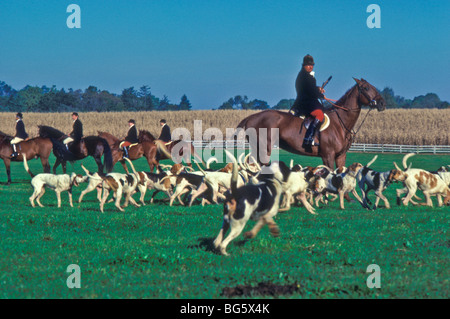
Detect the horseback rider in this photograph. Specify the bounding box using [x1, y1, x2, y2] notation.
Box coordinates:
[119, 119, 139, 158]
[63, 112, 83, 150]
[158, 119, 171, 143]
[10, 112, 29, 159]
[292, 54, 325, 152]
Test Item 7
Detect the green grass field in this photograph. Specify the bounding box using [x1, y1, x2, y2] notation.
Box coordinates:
[0, 151, 448, 299]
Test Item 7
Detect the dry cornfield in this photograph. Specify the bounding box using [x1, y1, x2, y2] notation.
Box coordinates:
[0, 109, 449, 145]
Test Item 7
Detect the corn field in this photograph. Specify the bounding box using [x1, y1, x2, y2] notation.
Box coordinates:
[0, 109, 449, 145]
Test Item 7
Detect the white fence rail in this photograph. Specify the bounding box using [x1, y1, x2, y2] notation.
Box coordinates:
[189, 141, 450, 154]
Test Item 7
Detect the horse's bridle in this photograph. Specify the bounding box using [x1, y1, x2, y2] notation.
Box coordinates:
[356, 83, 379, 108]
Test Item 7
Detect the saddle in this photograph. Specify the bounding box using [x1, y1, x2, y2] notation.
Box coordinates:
[289, 108, 330, 132]
[299, 114, 330, 132]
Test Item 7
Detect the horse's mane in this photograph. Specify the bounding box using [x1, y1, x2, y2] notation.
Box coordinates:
[335, 84, 358, 106]
[0, 131, 13, 144]
[139, 130, 156, 143]
[38, 125, 66, 139]
[0, 131, 13, 139]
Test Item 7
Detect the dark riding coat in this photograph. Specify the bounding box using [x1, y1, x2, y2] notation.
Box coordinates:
[159, 124, 171, 142]
[125, 125, 139, 144]
[70, 118, 83, 142]
[292, 68, 325, 115]
[15, 120, 29, 139]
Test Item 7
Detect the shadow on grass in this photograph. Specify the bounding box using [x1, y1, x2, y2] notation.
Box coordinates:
[188, 237, 250, 254]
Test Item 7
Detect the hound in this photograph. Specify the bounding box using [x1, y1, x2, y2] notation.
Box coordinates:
[390, 153, 450, 207]
[213, 150, 284, 256]
[356, 155, 395, 209]
[137, 167, 174, 205]
[278, 165, 316, 215]
[314, 162, 364, 209]
[24, 155, 87, 208]
[99, 158, 146, 212]
[78, 165, 104, 203]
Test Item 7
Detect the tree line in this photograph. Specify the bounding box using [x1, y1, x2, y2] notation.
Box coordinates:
[0, 81, 448, 112]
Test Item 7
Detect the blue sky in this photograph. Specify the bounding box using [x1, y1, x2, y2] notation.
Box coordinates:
[1, 0, 449, 109]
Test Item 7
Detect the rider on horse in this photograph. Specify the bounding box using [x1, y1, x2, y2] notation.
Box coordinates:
[63, 112, 83, 150]
[158, 119, 171, 144]
[10, 112, 29, 159]
[120, 119, 139, 158]
[292, 54, 325, 152]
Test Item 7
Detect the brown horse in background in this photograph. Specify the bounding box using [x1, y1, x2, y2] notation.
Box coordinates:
[98, 130, 203, 173]
[38, 126, 113, 174]
[0, 131, 52, 184]
[236, 78, 385, 169]
[98, 131, 161, 173]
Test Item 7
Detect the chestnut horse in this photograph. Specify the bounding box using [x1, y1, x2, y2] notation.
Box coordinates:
[98, 131, 160, 173]
[98, 130, 203, 173]
[236, 78, 385, 169]
[0, 131, 52, 184]
[38, 126, 113, 174]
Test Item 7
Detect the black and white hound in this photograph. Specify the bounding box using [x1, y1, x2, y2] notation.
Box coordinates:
[213, 150, 285, 256]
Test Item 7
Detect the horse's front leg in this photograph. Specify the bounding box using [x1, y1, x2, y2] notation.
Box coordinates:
[321, 152, 336, 170]
[3, 158, 12, 185]
[335, 153, 347, 170]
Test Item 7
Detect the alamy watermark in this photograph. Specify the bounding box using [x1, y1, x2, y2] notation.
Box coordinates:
[166, 120, 280, 166]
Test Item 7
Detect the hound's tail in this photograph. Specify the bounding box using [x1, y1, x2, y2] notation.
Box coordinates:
[366, 155, 378, 168]
[22, 154, 35, 178]
[124, 157, 138, 175]
[225, 150, 239, 196]
[402, 153, 415, 170]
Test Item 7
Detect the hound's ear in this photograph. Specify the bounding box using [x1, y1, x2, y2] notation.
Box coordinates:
[393, 162, 401, 171]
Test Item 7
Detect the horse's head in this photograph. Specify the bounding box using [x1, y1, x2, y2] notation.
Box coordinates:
[139, 130, 156, 143]
[353, 78, 385, 111]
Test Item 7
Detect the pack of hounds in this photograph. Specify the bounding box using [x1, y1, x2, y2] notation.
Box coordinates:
[23, 152, 449, 255]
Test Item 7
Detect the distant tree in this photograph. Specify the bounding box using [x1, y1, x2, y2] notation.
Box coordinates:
[248, 99, 269, 110]
[380, 87, 398, 108]
[158, 95, 171, 110]
[218, 98, 234, 110]
[138, 85, 154, 110]
[218, 95, 250, 109]
[410, 93, 442, 109]
[121, 87, 139, 110]
[13, 86, 44, 111]
[273, 99, 295, 110]
[178, 94, 192, 110]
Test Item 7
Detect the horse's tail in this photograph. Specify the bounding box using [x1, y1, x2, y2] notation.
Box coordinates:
[236, 117, 249, 130]
[155, 140, 173, 160]
[22, 154, 35, 178]
[50, 138, 78, 162]
[100, 137, 113, 173]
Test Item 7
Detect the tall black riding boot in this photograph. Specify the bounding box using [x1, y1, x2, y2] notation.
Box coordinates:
[123, 147, 129, 159]
[10, 144, 18, 159]
[302, 119, 321, 152]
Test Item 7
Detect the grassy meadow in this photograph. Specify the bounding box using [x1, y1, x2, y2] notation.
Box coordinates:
[1, 108, 449, 145]
[0, 150, 448, 299]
